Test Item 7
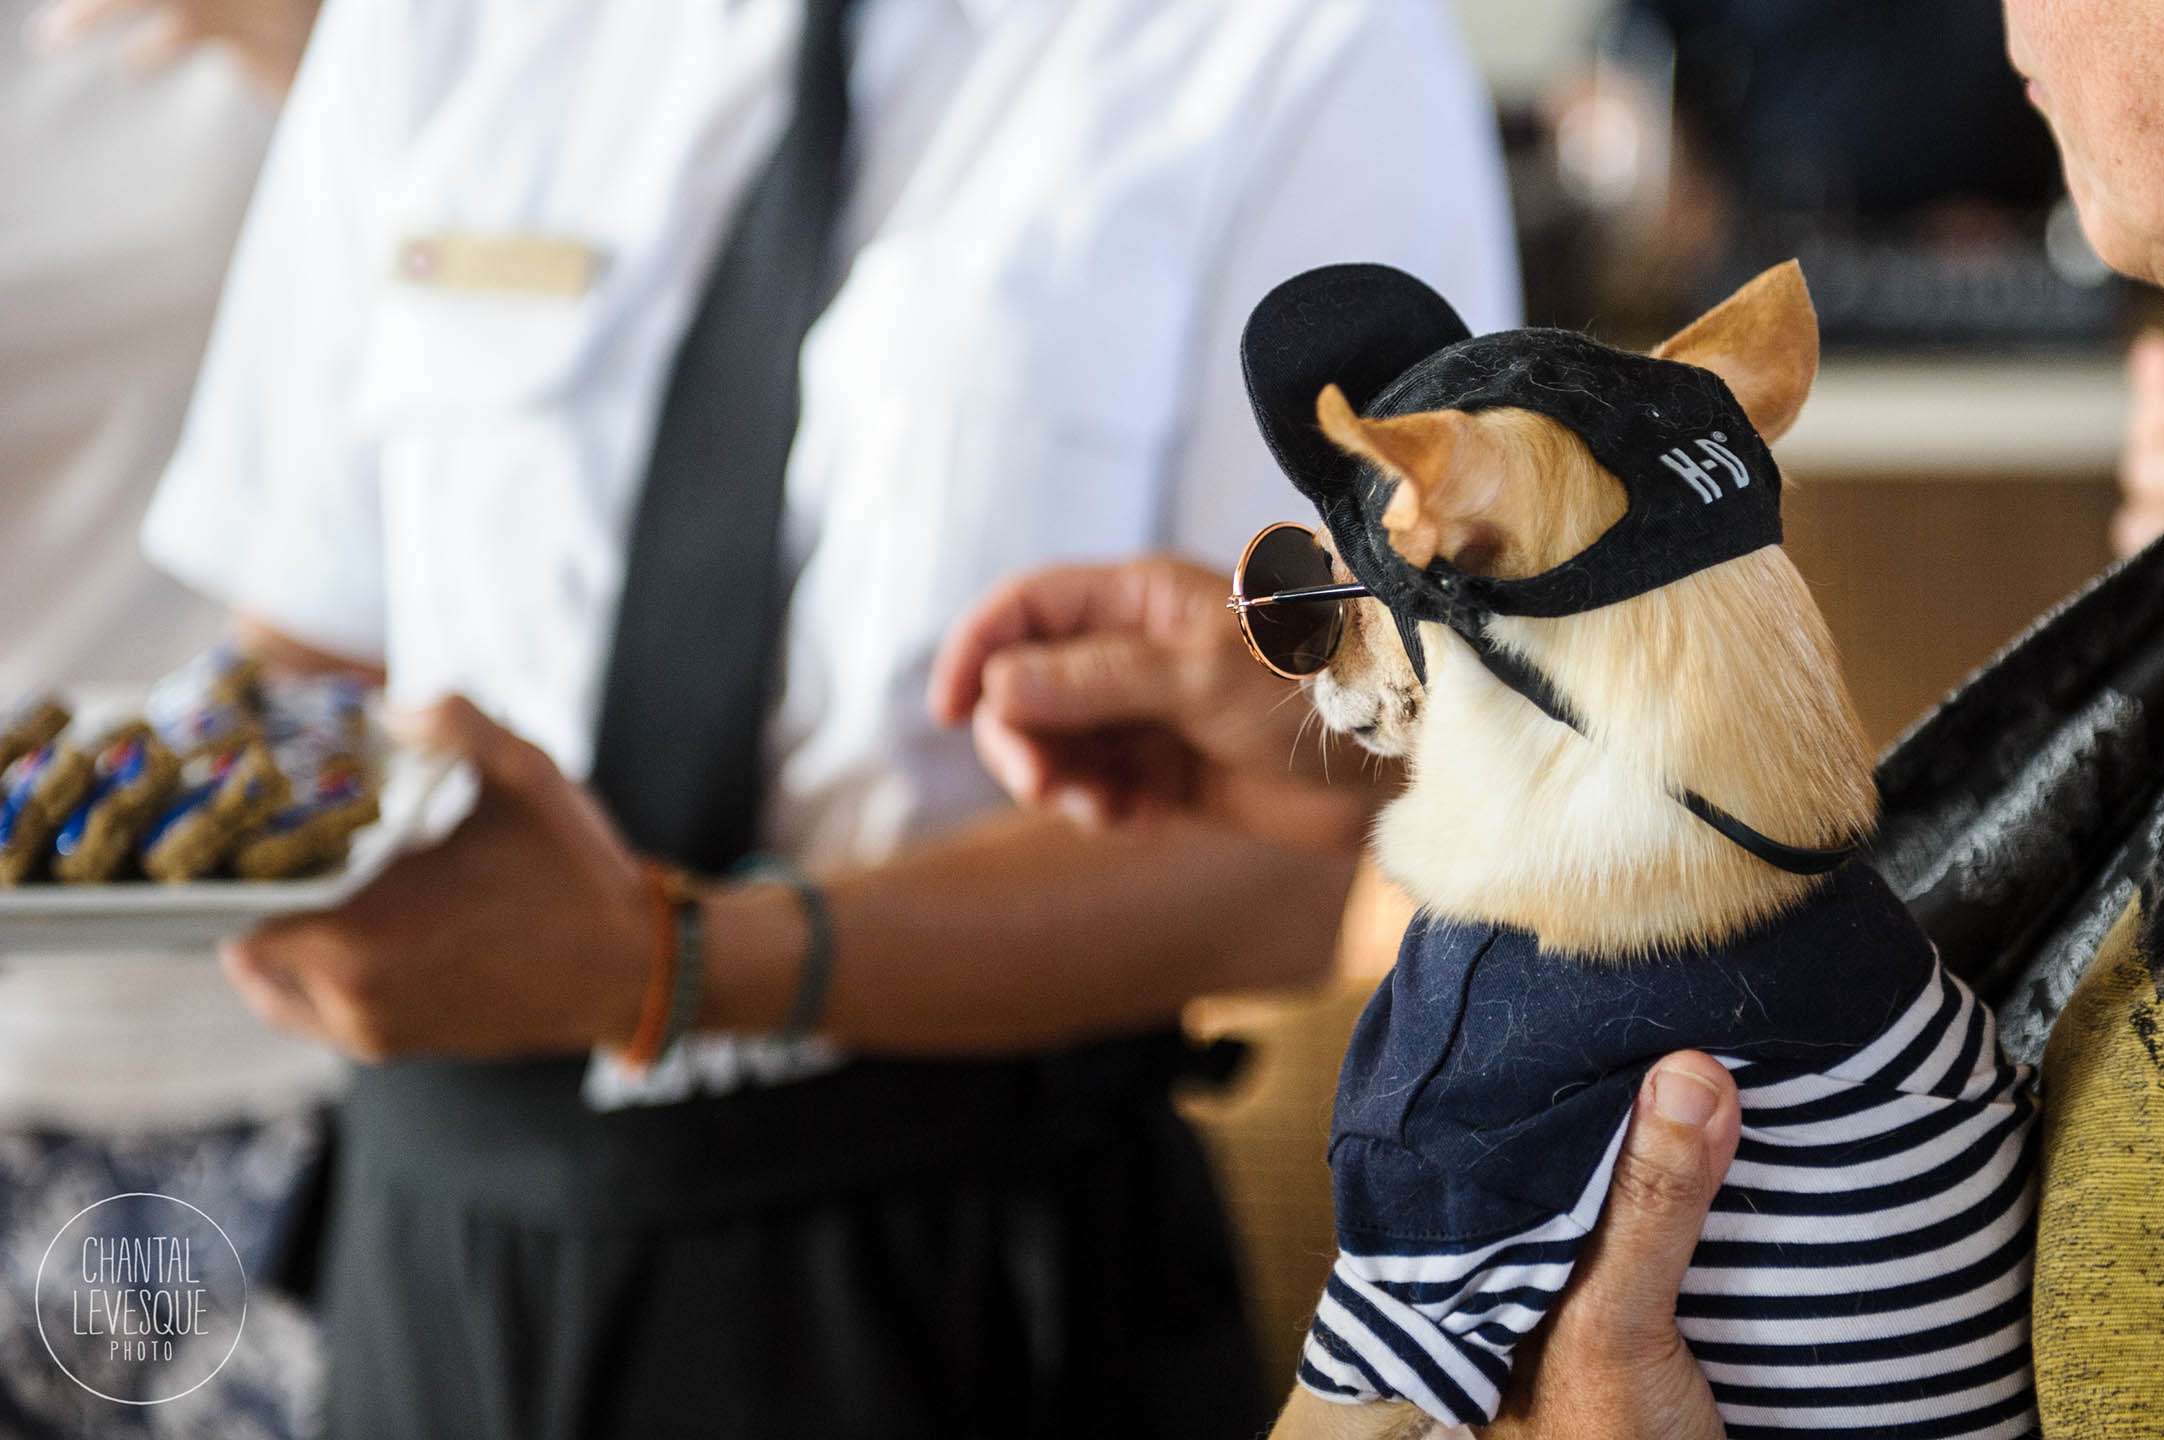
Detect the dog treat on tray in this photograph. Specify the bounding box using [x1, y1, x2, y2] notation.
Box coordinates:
[261, 673, 370, 755]
[0, 645, 390, 887]
[50, 725, 183, 884]
[0, 697, 70, 775]
[151, 699, 260, 762]
[0, 745, 96, 885]
[229, 760, 379, 881]
[148, 645, 265, 757]
[140, 742, 290, 883]
[148, 642, 261, 717]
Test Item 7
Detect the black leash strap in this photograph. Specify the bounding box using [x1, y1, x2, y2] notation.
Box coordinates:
[1435, 612, 1858, 877]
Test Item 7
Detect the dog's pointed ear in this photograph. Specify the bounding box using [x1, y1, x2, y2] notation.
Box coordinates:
[1317, 385, 1502, 570]
[1652, 260, 1819, 444]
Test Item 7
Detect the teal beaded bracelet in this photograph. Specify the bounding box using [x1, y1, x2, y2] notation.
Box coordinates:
[730, 853, 835, 1042]
[657, 881, 705, 1060]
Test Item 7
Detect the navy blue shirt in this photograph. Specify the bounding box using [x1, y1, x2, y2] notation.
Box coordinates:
[1303, 865, 2039, 1437]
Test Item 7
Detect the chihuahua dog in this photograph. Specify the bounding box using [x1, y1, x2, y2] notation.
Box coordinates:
[1244, 263, 2038, 1439]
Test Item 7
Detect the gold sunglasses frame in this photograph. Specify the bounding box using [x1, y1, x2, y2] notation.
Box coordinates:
[1225, 521, 1373, 680]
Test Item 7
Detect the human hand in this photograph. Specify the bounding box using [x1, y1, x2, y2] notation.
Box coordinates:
[1480, 1052, 1741, 1440]
[929, 556, 1395, 855]
[218, 697, 654, 1062]
[2112, 332, 2164, 559]
[25, 0, 320, 94]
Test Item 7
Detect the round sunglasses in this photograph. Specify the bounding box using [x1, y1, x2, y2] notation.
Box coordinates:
[1225, 522, 1372, 679]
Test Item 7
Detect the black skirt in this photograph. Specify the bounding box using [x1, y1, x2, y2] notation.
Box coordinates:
[320, 1036, 1268, 1440]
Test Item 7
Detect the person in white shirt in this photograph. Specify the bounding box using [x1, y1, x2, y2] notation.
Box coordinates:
[147, 0, 1520, 1434]
[0, 3, 330, 1436]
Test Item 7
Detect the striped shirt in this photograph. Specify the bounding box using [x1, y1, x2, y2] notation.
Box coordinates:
[1302, 864, 2039, 1439]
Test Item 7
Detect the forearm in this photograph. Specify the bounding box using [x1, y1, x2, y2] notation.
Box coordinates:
[695, 809, 1356, 1056]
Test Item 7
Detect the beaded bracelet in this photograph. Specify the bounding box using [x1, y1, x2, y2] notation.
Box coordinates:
[657, 876, 705, 1058]
[621, 861, 679, 1068]
[624, 861, 702, 1069]
[730, 852, 835, 1042]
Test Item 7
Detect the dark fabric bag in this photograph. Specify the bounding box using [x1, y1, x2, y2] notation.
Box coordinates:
[1870, 536, 2164, 1063]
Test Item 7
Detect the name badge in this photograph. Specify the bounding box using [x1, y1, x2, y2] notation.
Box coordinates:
[392, 232, 601, 298]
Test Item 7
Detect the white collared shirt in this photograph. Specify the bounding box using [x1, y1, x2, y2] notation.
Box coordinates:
[145, 0, 1519, 1102]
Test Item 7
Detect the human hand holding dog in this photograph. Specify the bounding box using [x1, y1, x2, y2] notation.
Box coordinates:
[930, 556, 1395, 853]
[1271, 1052, 1736, 1440]
[1481, 1052, 1739, 1440]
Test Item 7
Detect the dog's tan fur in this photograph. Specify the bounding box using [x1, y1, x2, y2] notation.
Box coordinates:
[1269, 263, 1872, 1440]
[1306, 260, 1871, 958]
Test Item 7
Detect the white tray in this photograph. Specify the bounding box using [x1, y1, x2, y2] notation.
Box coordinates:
[0, 746, 477, 955]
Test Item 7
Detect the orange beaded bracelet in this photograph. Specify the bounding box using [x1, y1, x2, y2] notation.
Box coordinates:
[622, 860, 679, 1069]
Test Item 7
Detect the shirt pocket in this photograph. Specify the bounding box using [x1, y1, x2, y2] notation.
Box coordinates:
[798, 216, 1198, 630]
[344, 269, 626, 773]
[351, 274, 608, 427]
[764, 215, 1202, 847]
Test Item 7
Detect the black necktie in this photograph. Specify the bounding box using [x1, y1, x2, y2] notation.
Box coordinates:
[590, 0, 857, 871]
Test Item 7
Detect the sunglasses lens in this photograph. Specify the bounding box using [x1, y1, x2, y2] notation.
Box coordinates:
[1240, 525, 1345, 677]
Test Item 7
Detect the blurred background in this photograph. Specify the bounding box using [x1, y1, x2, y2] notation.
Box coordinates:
[1, 0, 2154, 1419]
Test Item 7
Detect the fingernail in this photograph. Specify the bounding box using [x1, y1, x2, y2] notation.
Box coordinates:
[1651, 1066, 1721, 1127]
[381, 707, 431, 745]
[1056, 789, 1101, 828]
[974, 725, 1032, 795]
[1004, 655, 1048, 705]
[989, 751, 1033, 800]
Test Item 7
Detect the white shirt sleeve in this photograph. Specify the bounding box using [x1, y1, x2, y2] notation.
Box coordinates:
[140, 0, 398, 662]
[1166, 0, 1521, 567]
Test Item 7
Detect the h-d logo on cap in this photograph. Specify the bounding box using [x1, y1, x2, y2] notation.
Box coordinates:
[1659, 432, 1750, 504]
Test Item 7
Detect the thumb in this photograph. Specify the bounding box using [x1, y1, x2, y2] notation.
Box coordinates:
[2128, 332, 2164, 449]
[2132, 330, 2164, 398]
[387, 695, 559, 798]
[980, 635, 1193, 733]
[1572, 1052, 1740, 1352]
